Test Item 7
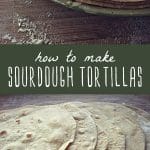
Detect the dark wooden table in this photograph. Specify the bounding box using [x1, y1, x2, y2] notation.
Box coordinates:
[0, 95, 150, 113]
[0, 0, 150, 44]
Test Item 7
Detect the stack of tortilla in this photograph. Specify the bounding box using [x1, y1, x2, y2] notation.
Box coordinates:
[73, 0, 150, 9]
[0, 102, 150, 150]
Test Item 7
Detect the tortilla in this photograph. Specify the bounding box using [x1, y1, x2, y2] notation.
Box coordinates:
[126, 105, 150, 150]
[112, 0, 144, 2]
[0, 106, 76, 150]
[60, 103, 97, 150]
[71, 102, 125, 150]
[90, 102, 145, 150]
[0, 102, 148, 150]
[0, 105, 42, 122]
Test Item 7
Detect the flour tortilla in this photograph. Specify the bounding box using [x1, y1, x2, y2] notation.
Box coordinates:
[71, 102, 125, 150]
[0, 105, 76, 150]
[60, 103, 97, 150]
[89, 102, 145, 150]
[126, 105, 150, 150]
[112, 0, 144, 2]
[0, 105, 42, 122]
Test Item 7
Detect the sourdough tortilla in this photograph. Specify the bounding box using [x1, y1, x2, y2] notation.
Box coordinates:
[126, 105, 150, 150]
[72, 102, 125, 150]
[90, 102, 145, 150]
[112, 0, 144, 2]
[60, 103, 97, 150]
[0, 106, 76, 150]
[0, 105, 43, 122]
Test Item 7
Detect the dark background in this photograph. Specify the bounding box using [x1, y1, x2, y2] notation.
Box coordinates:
[0, 0, 150, 44]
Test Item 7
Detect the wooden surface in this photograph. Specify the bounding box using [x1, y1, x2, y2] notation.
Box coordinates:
[0, 0, 150, 44]
[0, 95, 150, 113]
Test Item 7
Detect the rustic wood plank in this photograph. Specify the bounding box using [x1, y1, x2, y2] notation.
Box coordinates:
[0, 0, 150, 44]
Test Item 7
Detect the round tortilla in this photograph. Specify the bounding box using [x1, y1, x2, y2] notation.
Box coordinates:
[0, 105, 76, 150]
[90, 102, 145, 150]
[112, 0, 144, 2]
[126, 105, 150, 150]
[0, 102, 147, 150]
[0, 105, 42, 122]
[71, 102, 125, 150]
[60, 103, 97, 150]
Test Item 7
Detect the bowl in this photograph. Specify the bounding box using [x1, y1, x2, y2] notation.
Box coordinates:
[51, 0, 150, 16]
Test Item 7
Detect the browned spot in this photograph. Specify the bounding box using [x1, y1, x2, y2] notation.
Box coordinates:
[17, 130, 20, 133]
[38, 119, 42, 123]
[16, 119, 20, 124]
[0, 130, 7, 136]
[20, 111, 27, 116]
[26, 133, 32, 138]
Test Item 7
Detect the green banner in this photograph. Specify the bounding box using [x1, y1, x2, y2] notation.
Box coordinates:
[0, 45, 149, 94]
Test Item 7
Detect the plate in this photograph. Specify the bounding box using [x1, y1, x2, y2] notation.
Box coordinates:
[51, 0, 150, 16]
